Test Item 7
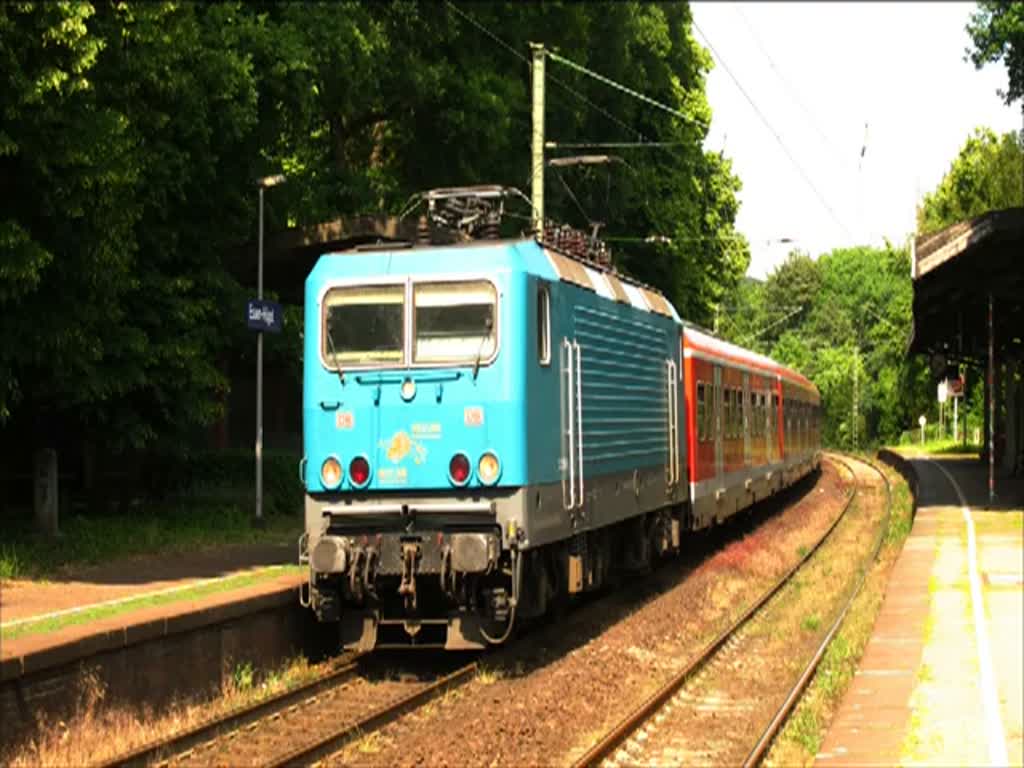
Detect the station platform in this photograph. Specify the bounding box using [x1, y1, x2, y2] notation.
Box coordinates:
[817, 454, 1023, 767]
[0, 542, 306, 734]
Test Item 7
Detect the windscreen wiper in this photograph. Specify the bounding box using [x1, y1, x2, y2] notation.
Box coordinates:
[472, 317, 494, 381]
[324, 323, 346, 386]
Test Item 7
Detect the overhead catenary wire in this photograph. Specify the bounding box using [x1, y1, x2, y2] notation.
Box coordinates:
[444, 1, 684, 154]
[546, 50, 706, 130]
[546, 141, 688, 149]
[734, 5, 848, 168]
[443, 2, 698, 245]
[444, 1, 649, 147]
[553, 169, 594, 226]
[692, 20, 854, 240]
[444, 1, 530, 66]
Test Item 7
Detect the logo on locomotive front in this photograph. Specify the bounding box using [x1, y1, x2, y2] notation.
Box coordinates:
[379, 430, 429, 465]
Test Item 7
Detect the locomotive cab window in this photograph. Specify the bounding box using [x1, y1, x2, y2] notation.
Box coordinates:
[413, 280, 497, 364]
[323, 284, 405, 367]
[537, 282, 551, 365]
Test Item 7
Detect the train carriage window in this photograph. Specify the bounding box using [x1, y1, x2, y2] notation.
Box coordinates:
[697, 382, 707, 442]
[537, 282, 551, 365]
[323, 284, 405, 366]
[413, 280, 497, 364]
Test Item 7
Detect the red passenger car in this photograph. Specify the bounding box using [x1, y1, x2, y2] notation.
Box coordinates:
[682, 326, 821, 529]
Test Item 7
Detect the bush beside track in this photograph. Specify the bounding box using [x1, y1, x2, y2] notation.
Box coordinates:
[0, 451, 301, 579]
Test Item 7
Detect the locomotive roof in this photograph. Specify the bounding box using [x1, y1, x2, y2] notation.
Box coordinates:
[315, 236, 683, 322]
[683, 326, 819, 395]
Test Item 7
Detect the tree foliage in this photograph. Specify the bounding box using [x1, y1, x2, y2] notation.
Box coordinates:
[0, 2, 747, 451]
[718, 245, 932, 449]
[968, 0, 1024, 105]
[917, 127, 1024, 235]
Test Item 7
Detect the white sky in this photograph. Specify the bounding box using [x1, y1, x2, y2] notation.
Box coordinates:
[690, 1, 1022, 279]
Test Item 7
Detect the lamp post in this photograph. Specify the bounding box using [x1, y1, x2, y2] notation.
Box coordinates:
[255, 173, 286, 525]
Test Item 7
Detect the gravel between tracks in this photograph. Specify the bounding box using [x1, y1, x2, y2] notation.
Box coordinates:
[326, 461, 851, 768]
[621, 456, 889, 766]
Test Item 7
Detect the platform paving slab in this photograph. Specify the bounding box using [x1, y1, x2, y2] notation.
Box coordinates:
[816, 457, 1023, 767]
[0, 541, 294, 625]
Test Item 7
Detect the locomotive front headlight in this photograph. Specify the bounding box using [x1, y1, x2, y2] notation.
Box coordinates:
[477, 452, 500, 485]
[400, 377, 416, 401]
[320, 456, 343, 489]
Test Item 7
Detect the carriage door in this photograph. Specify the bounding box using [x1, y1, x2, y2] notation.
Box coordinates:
[713, 365, 723, 481]
[742, 372, 752, 467]
[561, 337, 584, 518]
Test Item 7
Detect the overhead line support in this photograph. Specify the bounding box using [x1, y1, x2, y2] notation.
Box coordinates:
[531, 43, 546, 235]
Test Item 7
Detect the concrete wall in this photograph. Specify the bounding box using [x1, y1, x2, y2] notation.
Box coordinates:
[0, 592, 332, 749]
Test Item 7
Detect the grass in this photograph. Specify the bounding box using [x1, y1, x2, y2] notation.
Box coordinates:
[476, 664, 506, 685]
[892, 438, 983, 456]
[0, 504, 298, 581]
[800, 614, 822, 632]
[1, 654, 329, 768]
[1, 564, 302, 641]
[765, 462, 916, 766]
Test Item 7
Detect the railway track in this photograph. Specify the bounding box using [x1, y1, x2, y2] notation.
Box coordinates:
[572, 454, 891, 768]
[100, 653, 477, 768]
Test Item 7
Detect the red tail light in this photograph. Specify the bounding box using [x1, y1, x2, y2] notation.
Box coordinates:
[449, 453, 470, 485]
[349, 456, 371, 487]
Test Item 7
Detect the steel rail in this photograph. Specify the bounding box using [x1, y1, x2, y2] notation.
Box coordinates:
[743, 453, 893, 767]
[572, 455, 858, 768]
[264, 661, 478, 768]
[99, 654, 366, 768]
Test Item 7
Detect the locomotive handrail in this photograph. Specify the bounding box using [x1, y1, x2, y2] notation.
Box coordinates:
[665, 358, 680, 488]
[324, 501, 495, 515]
[574, 339, 584, 510]
[354, 371, 463, 385]
[563, 338, 576, 511]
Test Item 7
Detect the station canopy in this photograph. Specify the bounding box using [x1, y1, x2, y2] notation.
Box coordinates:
[908, 207, 1024, 373]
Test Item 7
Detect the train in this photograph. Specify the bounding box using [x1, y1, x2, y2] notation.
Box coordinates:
[299, 187, 821, 650]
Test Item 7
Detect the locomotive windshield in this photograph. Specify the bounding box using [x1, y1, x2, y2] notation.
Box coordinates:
[413, 281, 496, 364]
[323, 284, 404, 366]
[321, 279, 497, 369]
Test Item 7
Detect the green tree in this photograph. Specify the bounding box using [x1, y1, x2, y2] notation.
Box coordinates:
[253, 2, 749, 322]
[1, 2, 263, 448]
[1, 1, 747, 464]
[720, 243, 927, 448]
[917, 127, 1024, 235]
[968, 1, 1024, 105]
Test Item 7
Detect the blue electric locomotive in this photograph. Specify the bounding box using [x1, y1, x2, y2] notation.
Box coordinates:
[300, 188, 686, 649]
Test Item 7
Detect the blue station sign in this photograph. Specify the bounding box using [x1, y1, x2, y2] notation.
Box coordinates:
[247, 299, 283, 333]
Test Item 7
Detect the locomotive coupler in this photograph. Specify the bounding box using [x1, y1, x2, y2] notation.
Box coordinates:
[397, 542, 421, 611]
